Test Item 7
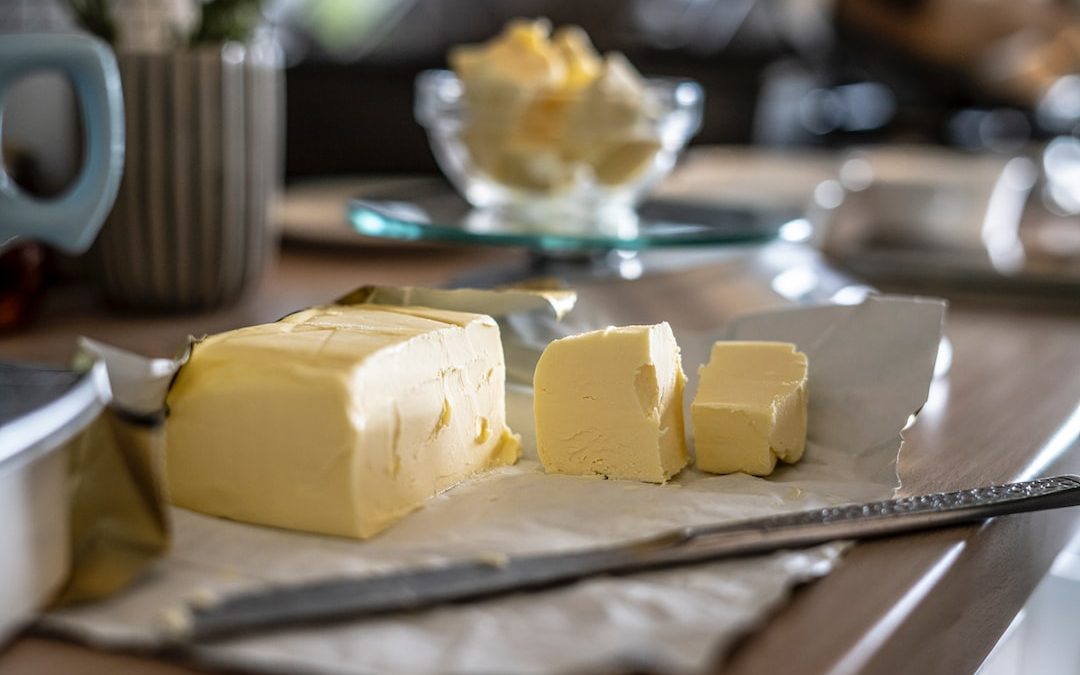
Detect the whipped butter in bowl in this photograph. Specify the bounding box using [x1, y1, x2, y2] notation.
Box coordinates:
[415, 19, 703, 233]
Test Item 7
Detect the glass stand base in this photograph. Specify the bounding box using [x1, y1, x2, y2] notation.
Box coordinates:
[347, 178, 796, 252]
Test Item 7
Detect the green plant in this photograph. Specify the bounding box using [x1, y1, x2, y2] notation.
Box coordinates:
[66, 0, 118, 45]
[191, 0, 264, 44]
[66, 0, 264, 46]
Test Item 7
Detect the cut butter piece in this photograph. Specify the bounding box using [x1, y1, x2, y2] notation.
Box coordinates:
[165, 305, 521, 539]
[692, 341, 808, 476]
[533, 323, 688, 483]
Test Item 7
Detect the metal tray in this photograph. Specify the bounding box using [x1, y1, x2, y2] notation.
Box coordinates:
[0, 361, 110, 643]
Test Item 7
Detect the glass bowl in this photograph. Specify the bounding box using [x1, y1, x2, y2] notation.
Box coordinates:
[415, 69, 704, 231]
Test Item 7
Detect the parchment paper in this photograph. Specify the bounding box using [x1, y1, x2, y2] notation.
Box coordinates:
[44, 295, 946, 675]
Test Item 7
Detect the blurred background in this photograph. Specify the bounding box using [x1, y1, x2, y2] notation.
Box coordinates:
[2, 0, 1077, 189]
[1, 0, 1078, 323]
[275, 0, 1079, 178]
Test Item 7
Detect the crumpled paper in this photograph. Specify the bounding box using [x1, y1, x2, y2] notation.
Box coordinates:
[43, 295, 945, 675]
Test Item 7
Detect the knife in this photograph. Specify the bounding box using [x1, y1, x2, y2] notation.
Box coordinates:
[180, 474, 1080, 642]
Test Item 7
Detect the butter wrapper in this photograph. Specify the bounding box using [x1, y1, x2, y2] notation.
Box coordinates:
[49, 341, 182, 607]
[337, 284, 577, 320]
[338, 284, 577, 384]
[41, 295, 948, 675]
[49, 286, 575, 607]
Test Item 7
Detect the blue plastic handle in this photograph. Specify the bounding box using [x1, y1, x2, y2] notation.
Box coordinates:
[0, 33, 124, 254]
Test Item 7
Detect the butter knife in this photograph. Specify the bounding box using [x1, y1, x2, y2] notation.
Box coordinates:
[182, 474, 1080, 642]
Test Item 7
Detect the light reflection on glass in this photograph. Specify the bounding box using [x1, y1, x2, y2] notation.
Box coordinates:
[839, 157, 873, 192]
[981, 158, 1035, 274]
[1043, 137, 1080, 215]
[770, 266, 819, 301]
[812, 180, 844, 210]
[830, 285, 874, 306]
[779, 218, 814, 242]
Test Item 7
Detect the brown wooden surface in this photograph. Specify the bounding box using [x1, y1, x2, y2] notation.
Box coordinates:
[725, 298, 1080, 675]
[1, 240, 1078, 675]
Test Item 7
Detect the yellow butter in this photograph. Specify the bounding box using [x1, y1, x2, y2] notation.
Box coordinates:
[567, 53, 650, 142]
[533, 323, 688, 483]
[449, 18, 566, 95]
[553, 26, 602, 92]
[590, 138, 663, 185]
[692, 342, 808, 476]
[450, 20, 660, 192]
[165, 305, 520, 539]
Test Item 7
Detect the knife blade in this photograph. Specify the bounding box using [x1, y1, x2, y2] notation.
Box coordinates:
[181, 474, 1080, 642]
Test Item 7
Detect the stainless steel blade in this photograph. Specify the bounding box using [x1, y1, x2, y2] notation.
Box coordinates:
[183, 474, 1080, 642]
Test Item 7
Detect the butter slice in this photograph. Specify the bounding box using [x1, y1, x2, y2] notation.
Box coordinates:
[533, 323, 688, 482]
[165, 305, 520, 539]
[692, 342, 808, 476]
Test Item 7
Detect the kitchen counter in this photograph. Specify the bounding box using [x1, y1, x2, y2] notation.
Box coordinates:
[1, 236, 1078, 675]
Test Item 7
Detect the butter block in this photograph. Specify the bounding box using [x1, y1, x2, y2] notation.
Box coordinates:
[533, 323, 688, 482]
[165, 305, 520, 539]
[692, 342, 808, 476]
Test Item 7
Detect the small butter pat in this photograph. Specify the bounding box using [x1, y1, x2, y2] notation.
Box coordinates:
[166, 305, 520, 539]
[692, 342, 808, 476]
[534, 323, 688, 483]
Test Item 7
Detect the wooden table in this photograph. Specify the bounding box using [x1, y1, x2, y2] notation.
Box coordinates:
[1, 240, 1078, 675]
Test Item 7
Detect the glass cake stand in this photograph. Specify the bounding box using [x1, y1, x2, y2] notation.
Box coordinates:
[341, 176, 807, 285]
[346, 178, 798, 253]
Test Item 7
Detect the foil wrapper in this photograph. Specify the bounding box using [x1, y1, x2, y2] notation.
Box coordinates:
[49, 339, 182, 607]
[50, 409, 170, 606]
[339, 284, 577, 384]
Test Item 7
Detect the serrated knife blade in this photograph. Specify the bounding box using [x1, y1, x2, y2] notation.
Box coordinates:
[179, 474, 1080, 643]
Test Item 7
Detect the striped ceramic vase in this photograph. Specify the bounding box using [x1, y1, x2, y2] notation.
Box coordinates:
[92, 40, 281, 311]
